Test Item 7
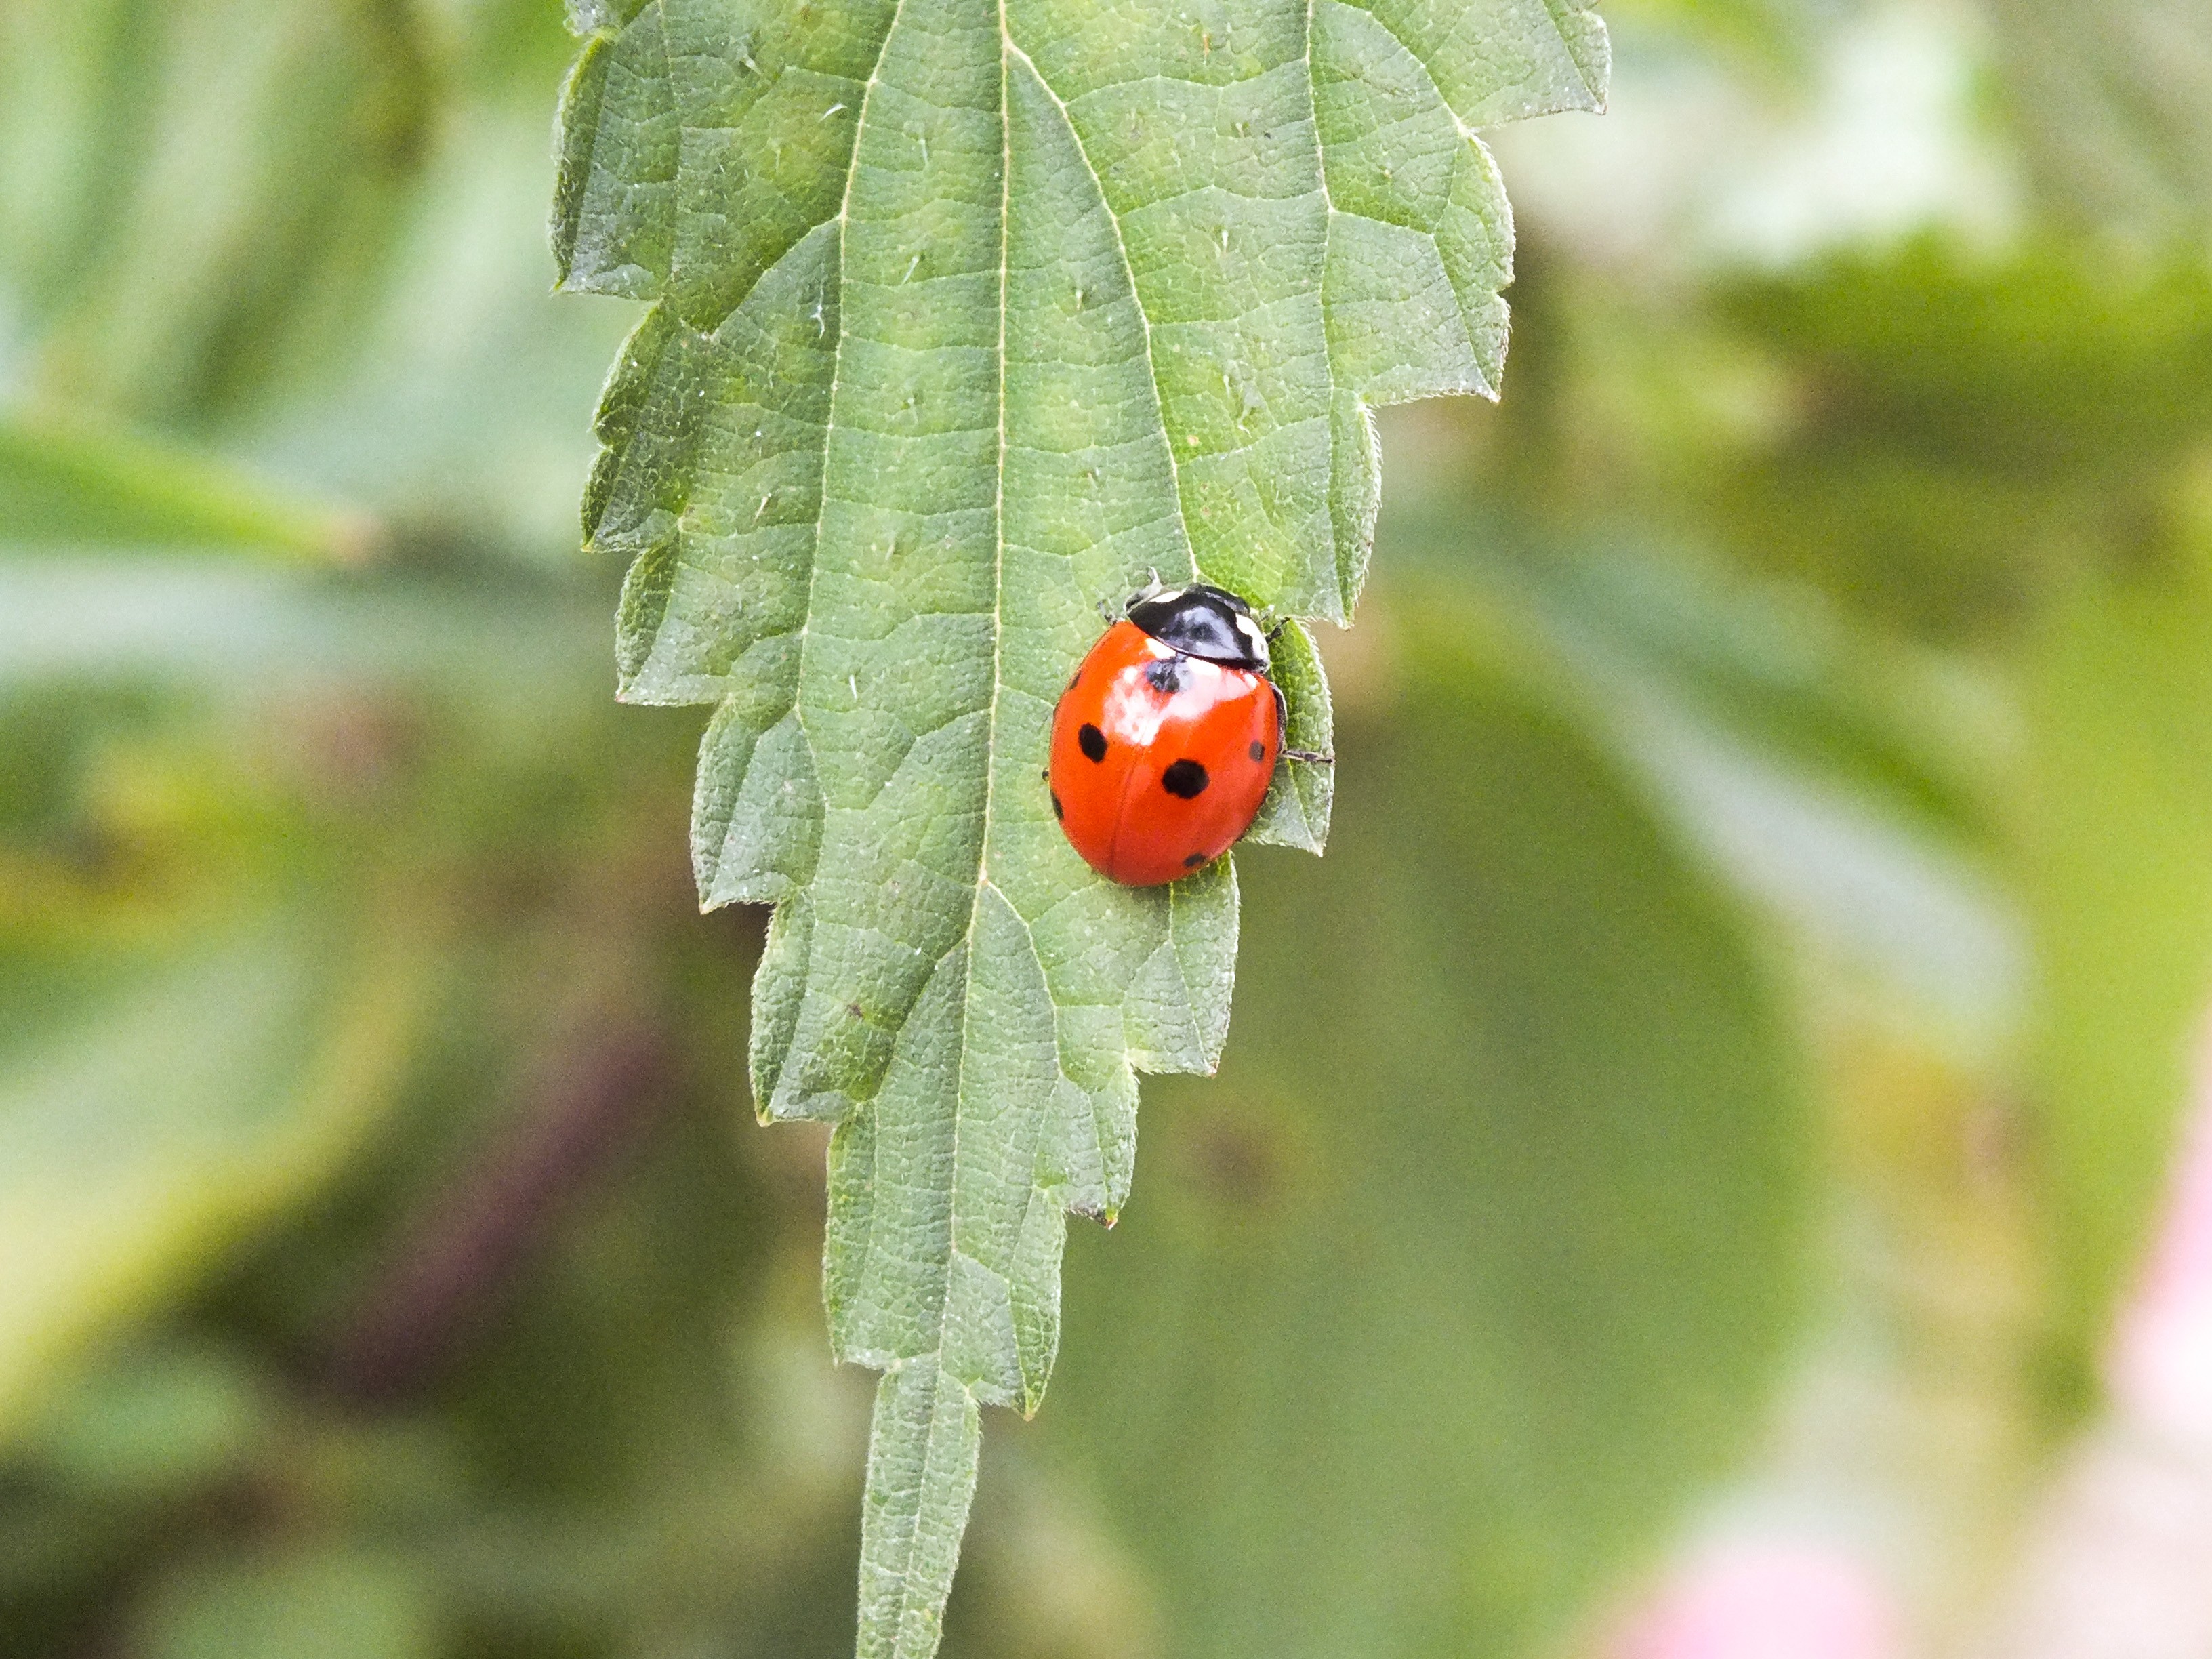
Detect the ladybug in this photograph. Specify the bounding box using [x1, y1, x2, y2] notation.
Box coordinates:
[1048, 581, 1324, 887]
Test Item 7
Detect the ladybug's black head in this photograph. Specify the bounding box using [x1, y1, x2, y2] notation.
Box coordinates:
[1124, 582, 1270, 672]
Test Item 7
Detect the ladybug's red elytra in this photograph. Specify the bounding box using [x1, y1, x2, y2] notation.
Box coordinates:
[1048, 582, 1322, 888]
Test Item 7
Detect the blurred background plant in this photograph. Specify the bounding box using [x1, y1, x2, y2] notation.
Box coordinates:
[3, 0, 2211, 1656]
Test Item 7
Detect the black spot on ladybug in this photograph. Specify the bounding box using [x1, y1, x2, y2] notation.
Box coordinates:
[1078, 723, 1107, 762]
[1249, 740, 1265, 762]
[1050, 790, 1064, 820]
[1144, 656, 1185, 695]
[1162, 759, 1209, 798]
[1183, 852, 1208, 868]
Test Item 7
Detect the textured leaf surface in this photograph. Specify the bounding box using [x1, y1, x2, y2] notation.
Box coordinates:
[554, 0, 1605, 1647]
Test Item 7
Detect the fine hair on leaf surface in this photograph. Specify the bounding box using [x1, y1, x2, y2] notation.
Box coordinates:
[550, 0, 1607, 1651]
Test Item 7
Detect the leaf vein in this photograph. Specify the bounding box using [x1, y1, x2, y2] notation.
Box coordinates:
[1002, 38, 1198, 581]
[794, 0, 917, 804]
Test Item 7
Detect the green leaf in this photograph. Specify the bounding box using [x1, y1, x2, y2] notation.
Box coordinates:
[0, 560, 605, 699]
[2018, 558, 2212, 1404]
[1421, 532, 2005, 844]
[1986, 0, 2212, 232]
[1034, 592, 1806, 1658]
[553, 0, 1606, 1649]
[1393, 536, 2023, 1045]
[0, 412, 372, 560]
[0, 0, 437, 424]
[133, 1548, 435, 1659]
[18, 1341, 268, 1502]
[0, 910, 436, 1439]
[1707, 244, 2212, 640]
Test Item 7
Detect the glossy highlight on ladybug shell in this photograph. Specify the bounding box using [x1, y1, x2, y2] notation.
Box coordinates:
[1048, 585, 1282, 888]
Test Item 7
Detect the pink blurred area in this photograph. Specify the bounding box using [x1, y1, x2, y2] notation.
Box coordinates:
[1609, 1015, 2212, 1659]
[2108, 1023, 2212, 1443]
[1973, 1019, 2212, 1658]
[1605, 1542, 1900, 1659]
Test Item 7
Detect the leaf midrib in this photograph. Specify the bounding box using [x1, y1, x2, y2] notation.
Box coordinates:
[942, 0, 1019, 1385]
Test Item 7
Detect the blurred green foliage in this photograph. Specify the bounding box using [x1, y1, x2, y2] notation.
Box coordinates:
[1040, 617, 1804, 1658]
[5, 0, 2212, 1655]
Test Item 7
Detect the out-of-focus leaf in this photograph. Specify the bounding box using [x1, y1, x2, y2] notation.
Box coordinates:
[0, 0, 436, 423]
[233, 98, 642, 557]
[133, 1548, 435, 1659]
[2019, 556, 2212, 1403]
[1506, 555, 2019, 1043]
[1596, 0, 1814, 79]
[0, 0, 155, 321]
[0, 413, 371, 558]
[0, 560, 603, 704]
[1725, 246, 2212, 482]
[1033, 585, 1807, 1659]
[1707, 244, 2212, 639]
[1433, 533, 2007, 842]
[0, 1, 642, 558]
[19, 1341, 267, 1500]
[0, 909, 438, 1438]
[445, 0, 587, 102]
[1984, 0, 2212, 232]
[1351, 510, 2021, 1039]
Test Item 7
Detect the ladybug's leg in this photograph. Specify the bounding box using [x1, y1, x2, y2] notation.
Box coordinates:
[1271, 681, 1334, 764]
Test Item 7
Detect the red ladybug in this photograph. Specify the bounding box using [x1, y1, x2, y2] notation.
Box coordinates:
[1048, 582, 1319, 887]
